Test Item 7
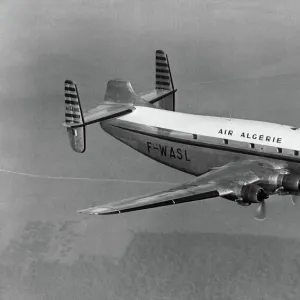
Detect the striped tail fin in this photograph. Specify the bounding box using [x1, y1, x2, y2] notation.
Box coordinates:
[139, 49, 177, 110]
[155, 50, 173, 91]
[64, 80, 86, 153]
[64, 80, 84, 126]
[155, 50, 175, 111]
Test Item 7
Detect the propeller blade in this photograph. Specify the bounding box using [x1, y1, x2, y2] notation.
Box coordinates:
[291, 195, 300, 206]
[255, 200, 266, 221]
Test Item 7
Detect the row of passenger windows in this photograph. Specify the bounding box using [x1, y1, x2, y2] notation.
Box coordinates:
[221, 138, 299, 156]
[191, 134, 299, 156]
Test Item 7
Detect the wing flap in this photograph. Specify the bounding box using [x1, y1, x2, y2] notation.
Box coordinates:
[78, 180, 231, 215]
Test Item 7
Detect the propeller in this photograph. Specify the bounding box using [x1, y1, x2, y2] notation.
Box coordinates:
[291, 194, 300, 206]
[254, 200, 266, 221]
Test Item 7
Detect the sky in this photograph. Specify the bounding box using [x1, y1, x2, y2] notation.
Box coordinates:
[1, 0, 300, 298]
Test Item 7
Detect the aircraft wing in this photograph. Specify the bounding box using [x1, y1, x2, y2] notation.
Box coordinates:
[78, 160, 280, 216]
[78, 181, 230, 215]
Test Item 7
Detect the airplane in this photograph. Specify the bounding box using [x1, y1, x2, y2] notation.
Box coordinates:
[63, 49, 300, 221]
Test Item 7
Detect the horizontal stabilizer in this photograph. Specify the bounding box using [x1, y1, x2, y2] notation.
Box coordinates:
[84, 104, 134, 125]
[63, 79, 135, 153]
[139, 89, 177, 105]
[63, 103, 134, 128]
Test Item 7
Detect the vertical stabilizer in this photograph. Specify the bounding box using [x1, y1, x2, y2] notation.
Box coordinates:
[64, 80, 86, 153]
[65, 80, 84, 125]
[104, 79, 137, 104]
[155, 50, 172, 90]
[155, 50, 175, 111]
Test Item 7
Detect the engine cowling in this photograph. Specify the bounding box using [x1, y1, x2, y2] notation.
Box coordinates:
[278, 174, 300, 192]
[240, 184, 269, 204]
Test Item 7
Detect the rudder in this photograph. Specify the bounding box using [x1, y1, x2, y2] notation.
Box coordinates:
[155, 50, 175, 111]
[64, 80, 86, 153]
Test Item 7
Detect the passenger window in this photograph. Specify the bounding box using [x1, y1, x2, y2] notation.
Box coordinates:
[250, 143, 255, 149]
[294, 150, 299, 156]
[277, 148, 282, 153]
[223, 139, 228, 144]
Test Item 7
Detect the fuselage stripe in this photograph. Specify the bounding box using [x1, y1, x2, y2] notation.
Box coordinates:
[113, 124, 300, 163]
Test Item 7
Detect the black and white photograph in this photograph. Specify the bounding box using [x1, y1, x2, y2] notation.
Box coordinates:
[1, 0, 300, 299]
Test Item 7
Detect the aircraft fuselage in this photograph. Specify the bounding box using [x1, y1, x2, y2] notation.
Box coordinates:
[100, 106, 300, 176]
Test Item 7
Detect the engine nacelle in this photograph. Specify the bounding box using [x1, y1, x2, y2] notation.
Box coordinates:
[240, 184, 269, 204]
[278, 174, 300, 192]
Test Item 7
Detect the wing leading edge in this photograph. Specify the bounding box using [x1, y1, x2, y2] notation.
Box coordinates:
[78, 178, 232, 215]
[78, 160, 286, 217]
